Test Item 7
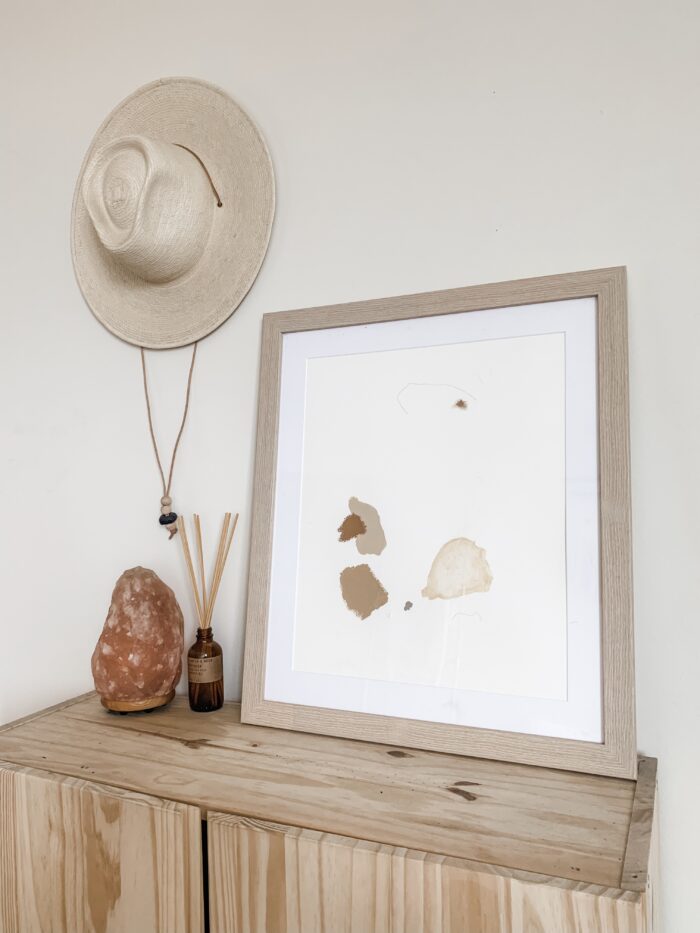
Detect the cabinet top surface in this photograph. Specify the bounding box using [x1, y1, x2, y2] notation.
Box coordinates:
[0, 694, 655, 894]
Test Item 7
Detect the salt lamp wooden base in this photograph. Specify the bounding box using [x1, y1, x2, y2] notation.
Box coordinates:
[101, 691, 175, 714]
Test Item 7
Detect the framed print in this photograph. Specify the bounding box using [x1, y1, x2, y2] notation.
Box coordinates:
[242, 268, 636, 778]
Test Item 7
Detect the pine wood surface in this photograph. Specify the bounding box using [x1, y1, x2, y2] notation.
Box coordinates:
[0, 694, 653, 895]
[0, 759, 203, 933]
[207, 815, 651, 933]
[242, 266, 636, 779]
[621, 758, 657, 891]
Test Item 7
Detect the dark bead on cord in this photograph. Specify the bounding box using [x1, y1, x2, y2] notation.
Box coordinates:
[159, 512, 178, 526]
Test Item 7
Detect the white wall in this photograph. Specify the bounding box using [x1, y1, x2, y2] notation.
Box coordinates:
[1, 1, 697, 927]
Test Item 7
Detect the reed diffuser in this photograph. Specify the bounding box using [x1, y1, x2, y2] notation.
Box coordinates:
[178, 512, 239, 712]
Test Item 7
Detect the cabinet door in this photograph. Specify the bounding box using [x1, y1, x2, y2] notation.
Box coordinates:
[0, 760, 203, 933]
[206, 813, 649, 933]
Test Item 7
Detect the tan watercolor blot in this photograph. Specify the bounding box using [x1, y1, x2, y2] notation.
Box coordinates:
[422, 537, 493, 600]
[347, 497, 386, 555]
[340, 564, 389, 620]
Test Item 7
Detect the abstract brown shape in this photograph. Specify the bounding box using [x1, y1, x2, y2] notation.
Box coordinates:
[422, 537, 493, 600]
[340, 564, 389, 620]
[348, 497, 387, 555]
[338, 513, 367, 542]
[454, 398, 468, 409]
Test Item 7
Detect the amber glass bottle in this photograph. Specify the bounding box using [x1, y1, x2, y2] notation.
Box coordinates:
[187, 628, 224, 712]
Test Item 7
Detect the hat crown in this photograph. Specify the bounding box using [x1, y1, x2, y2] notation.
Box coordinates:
[82, 135, 216, 285]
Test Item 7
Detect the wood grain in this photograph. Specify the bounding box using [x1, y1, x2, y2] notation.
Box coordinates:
[241, 267, 637, 779]
[645, 801, 660, 933]
[621, 758, 658, 891]
[0, 695, 641, 891]
[207, 814, 650, 933]
[0, 691, 96, 734]
[0, 759, 203, 933]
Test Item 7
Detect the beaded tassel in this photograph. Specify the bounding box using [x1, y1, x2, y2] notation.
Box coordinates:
[159, 496, 178, 538]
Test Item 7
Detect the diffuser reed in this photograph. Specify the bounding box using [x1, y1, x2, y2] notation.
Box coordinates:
[178, 512, 239, 712]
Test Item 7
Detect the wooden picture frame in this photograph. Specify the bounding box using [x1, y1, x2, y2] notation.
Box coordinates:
[242, 267, 636, 779]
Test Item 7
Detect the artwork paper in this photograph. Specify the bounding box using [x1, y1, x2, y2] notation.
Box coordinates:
[293, 331, 567, 700]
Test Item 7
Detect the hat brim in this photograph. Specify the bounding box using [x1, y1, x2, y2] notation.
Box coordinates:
[72, 77, 275, 349]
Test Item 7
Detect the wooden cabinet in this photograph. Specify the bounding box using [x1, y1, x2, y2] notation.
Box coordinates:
[206, 814, 654, 933]
[0, 760, 202, 933]
[0, 695, 658, 933]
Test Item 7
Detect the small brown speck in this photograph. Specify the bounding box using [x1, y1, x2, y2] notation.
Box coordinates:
[404, 601, 413, 611]
[454, 399, 467, 409]
[388, 750, 413, 758]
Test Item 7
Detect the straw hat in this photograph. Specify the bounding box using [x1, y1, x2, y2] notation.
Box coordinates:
[72, 77, 275, 348]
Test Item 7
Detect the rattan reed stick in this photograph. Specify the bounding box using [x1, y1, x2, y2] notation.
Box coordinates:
[204, 513, 230, 625]
[177, 517, 205, 626]
[179, 512, 239, 631]
[205, 513, 239, 629]
[194, 514, 208, 620]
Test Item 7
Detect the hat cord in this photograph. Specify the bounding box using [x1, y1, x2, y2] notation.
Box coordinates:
[173, 144, 223, 207]
[140, 343, 198, 539]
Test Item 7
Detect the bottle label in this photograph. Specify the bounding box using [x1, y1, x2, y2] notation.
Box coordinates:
[188, 655, 223, 684]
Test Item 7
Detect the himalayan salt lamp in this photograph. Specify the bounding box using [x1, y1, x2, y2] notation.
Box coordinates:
[92, 567, 184, 713]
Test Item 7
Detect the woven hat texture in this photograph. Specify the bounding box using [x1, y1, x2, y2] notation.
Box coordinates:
[72, 77, 275, 348]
